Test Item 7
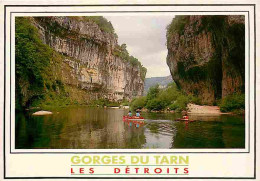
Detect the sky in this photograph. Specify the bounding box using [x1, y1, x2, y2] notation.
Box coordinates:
[105, 16, 174, 78]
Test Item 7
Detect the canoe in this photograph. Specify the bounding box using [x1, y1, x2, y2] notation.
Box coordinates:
[176, 118, 194, 122]
[127, 118, 145, 121]
[123, 116, 145, 122]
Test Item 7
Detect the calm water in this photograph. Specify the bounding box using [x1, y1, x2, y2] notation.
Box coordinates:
[15, 107, 245, 149]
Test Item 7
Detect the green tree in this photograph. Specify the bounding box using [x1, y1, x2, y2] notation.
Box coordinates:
[146, 99, 165, 111]
[220, 93, 245, 112]
[131, 96, 147, 111]
[15, 17, 54, 108]
[121, 43, 127, 51]
[83, 16, 115, 34]
[146, 84, 160, 101]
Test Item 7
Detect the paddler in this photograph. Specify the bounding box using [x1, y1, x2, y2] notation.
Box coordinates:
[136, 111, 140, 117]
[128, 111, 132, 117]
[183, 113, 189, 121]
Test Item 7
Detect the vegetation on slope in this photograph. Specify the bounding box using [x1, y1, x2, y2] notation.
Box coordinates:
[166, 16, 190, 36]
[130, 83, 201, 112]
[15, 17, 91, 110]
[220, 93, 245, 113]
[15, 17, 57, 109]
[83, 16, 115, 34]
[131, 82, 244, 113]
[113, 43, 147, 81]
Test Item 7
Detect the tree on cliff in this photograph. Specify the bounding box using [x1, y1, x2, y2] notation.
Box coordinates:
[15, 17, 53, 109]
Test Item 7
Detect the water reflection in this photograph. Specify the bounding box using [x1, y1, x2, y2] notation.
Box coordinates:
[123, 117, 145, 128]
[15, 107, 245, 149]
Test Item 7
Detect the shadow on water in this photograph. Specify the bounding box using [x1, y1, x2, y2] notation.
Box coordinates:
[15, 107, 245, 149]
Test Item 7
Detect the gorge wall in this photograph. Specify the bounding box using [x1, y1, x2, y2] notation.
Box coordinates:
[15, 17, 146, 108]
[166, 15, 245, 105]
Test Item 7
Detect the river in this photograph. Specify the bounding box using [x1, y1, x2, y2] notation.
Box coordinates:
[15, 107, 245, 149]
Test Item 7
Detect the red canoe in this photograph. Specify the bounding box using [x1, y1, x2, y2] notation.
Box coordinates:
[123, 116, 145, 122]
[176, 118, 194, 122]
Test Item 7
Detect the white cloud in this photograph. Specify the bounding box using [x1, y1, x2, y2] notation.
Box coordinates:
[105, 16, 174, 78]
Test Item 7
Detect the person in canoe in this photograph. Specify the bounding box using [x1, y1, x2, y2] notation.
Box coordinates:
[182, 113, 189, 121]
[136, 111, 140, 117]
[128, 111, 132, 117]
[176, 112, 193, 121]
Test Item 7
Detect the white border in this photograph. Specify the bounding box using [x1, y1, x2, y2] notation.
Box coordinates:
[2, 4, 256, 179]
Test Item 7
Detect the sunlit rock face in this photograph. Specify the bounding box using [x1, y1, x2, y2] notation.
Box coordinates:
[32, 17, 145, 102]
[166, 15, 245, 104]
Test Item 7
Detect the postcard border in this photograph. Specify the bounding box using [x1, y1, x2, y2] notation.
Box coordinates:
[3, 4, 256, 179]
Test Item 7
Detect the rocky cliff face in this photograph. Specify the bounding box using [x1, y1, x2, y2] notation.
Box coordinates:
[166, 15, 245, 104]
[30, 17, 145, 102]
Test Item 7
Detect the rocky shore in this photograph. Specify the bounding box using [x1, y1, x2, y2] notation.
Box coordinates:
[187, 103, 221, 114]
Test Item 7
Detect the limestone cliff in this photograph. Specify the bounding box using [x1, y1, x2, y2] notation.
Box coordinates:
[16, 17, 146, 108]
[166, 15, 245, 104]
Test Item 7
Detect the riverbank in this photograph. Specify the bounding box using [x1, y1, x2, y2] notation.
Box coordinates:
[187, 103, 226, 114]
[130, 83, 245, 115]
[139, 104, 224, 115]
